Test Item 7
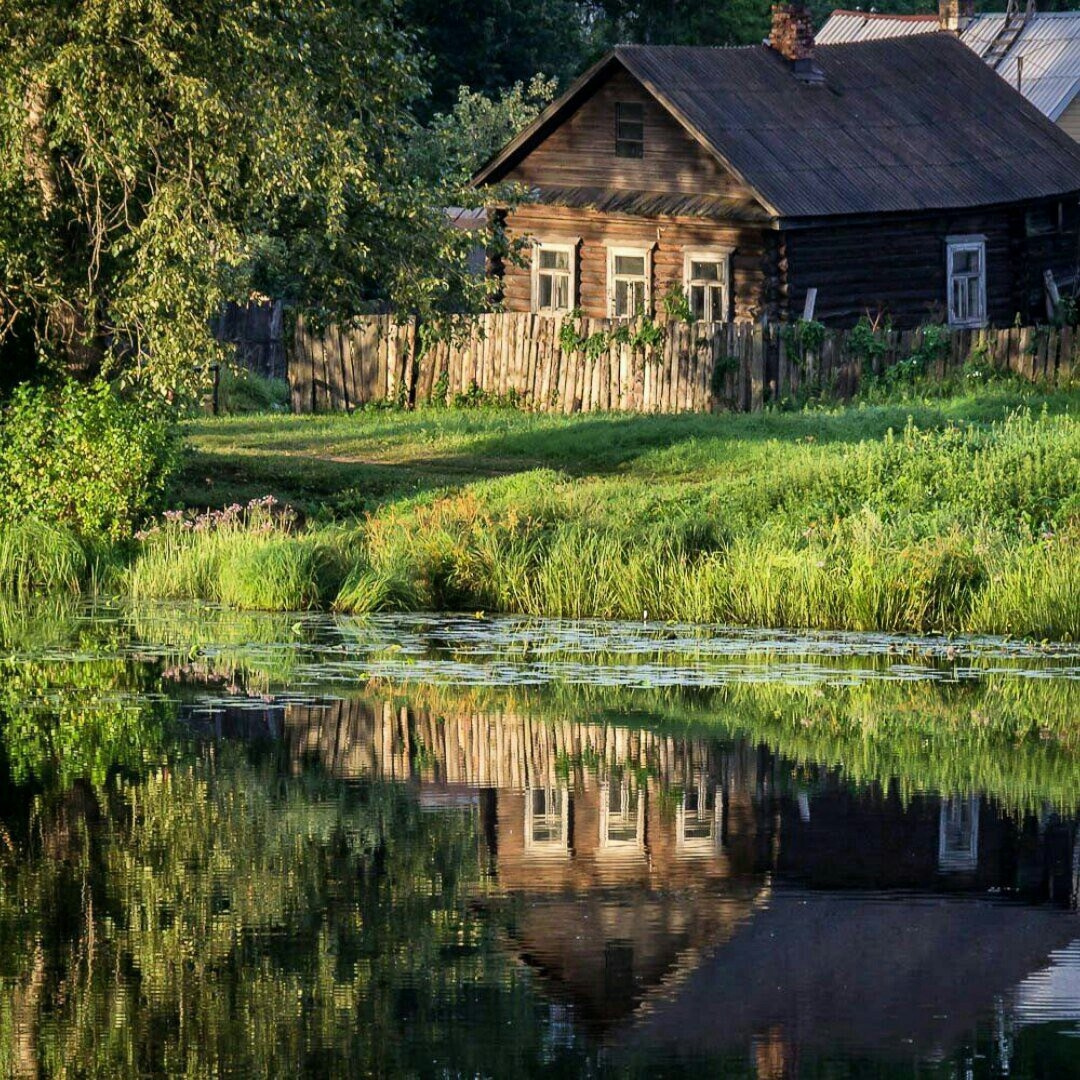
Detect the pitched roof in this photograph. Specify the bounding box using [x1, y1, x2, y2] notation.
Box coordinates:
[962, 13, 1080, 121]
[816, 10, 942, 44]
[474, 35, 1080, 220]
[818, 9, 1080, 122]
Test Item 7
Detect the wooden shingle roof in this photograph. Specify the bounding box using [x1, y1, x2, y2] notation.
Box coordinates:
[474, 35, 1080, 221]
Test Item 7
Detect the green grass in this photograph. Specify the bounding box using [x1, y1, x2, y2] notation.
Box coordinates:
[8, 382, 1080, 637]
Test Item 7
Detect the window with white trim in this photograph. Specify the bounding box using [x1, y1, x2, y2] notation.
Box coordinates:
[608, 247, 651, 318]
[947, 236, 986, 328]
[676, 773, 723, 857]
[524, 786, 570, 856]
[532, 242, 575, 313]
[599, 775, 644, 851]
[684, 250, 731, 323]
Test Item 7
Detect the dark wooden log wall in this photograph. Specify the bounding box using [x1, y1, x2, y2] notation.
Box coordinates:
[502, 204, 775, 322]
[1019, 198, 1080, 319]
[782, 204, 1080, 329]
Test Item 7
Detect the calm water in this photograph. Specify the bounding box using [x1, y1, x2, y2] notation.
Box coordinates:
[2, 604, 1080, 1077]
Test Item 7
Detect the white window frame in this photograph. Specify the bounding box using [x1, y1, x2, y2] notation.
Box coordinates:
[531, 240, 576, 314]
[676, 773, 723, 857]
[607, 245, 652, 318]
[946, 235, 987, 329]
[598, 776, 644, 853]
[524, 786, 570, 857]
[683, 249, 732, 323]
[938, 796, 980, 874]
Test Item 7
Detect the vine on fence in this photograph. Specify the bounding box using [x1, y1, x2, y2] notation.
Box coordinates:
[875, 323, 952, 387]
[558, 308, 666, 362]
[781, 318, 827, 368]
[660, 284, 694, 326]
[847, 314, 891, 370]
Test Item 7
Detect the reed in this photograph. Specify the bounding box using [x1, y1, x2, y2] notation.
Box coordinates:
[0, 520, 88, 600]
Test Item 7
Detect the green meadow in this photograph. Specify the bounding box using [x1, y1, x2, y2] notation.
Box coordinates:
[7, 381, 1080, 639]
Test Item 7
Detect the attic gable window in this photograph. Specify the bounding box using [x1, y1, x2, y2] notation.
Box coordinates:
[615, 102, 644, 158]
[946, 236, 986, 328]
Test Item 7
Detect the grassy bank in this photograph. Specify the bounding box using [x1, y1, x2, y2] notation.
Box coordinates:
[7, 383, 1080, 638]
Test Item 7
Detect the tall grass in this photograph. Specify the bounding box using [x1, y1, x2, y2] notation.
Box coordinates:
[127, 499, 350, 611]
[5, 405, 1080, 639]
[0, 520, 88, 600]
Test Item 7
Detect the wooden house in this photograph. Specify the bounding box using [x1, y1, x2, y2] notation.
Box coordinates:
[473, 3, 1080, 328]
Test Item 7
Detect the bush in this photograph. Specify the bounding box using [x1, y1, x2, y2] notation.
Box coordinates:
[215, 364, 290, 414]
[0, 379, 178, 543]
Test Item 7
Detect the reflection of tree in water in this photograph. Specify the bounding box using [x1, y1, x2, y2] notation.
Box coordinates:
[2, 619, 1080, 1075]
[0, 741, 574, 1076]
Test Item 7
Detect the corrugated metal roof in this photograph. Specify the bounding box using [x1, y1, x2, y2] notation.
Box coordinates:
[615, 36, 1080, 218]
[819, 9, 1080, 123]
[816, 10, 940, 44]
[961, 13, 1080, 121]
[475, 36, 1080, 220]
[528, 187, 772, 222]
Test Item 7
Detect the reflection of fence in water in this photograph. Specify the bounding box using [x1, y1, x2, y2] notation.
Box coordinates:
[285, 697, 740, 793]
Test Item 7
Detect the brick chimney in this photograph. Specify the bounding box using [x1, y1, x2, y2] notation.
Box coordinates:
[939, 0, 975, 31]
[770, 3, 815, 62]
[769, 3, 824, 83]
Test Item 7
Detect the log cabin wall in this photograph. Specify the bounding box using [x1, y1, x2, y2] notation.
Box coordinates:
[1017, 197, 1080, 318]
[782, 209, 1017, 329]
[501, 203, 776, 322]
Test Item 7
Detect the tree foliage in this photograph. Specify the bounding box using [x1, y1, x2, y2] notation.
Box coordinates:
[410, 74, 558, 188]
[0, 0, 495, 395]
[0, 379, 177, 542]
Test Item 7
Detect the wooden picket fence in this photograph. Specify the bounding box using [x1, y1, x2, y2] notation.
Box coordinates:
[288, 312, 1079, 414]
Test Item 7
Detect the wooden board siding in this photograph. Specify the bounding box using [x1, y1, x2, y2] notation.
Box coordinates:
[782, 211, 1017, 328]
[502, 203, 774, 321]
[1057, 95, 1080, 144]
[505, 69, 756, 201]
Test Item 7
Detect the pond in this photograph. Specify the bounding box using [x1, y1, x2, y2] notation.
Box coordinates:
[1, 604, 1079, 1077]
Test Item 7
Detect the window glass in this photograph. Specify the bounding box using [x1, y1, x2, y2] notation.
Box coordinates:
[539, 248, 569, 271]
[690, 260, 722, 282]
[615, 102, 644, 158]
[534, 244, 573, 313]
[947, 239, 986, 328]
[685, 254, 729, 322]
[610, 249, 649, 317]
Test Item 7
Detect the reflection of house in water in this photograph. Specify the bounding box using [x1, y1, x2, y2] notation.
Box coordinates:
[285, 698, 777, 1030]
[208, 694, 1080, 1065]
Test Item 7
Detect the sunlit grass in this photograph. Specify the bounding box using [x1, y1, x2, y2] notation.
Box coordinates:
[4, 392, 1080, 638]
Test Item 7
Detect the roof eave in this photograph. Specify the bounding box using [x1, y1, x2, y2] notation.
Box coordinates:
[1047, 75, 1080, 123]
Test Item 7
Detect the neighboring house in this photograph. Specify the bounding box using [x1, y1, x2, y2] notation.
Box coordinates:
[472, 3, 1080, 329]
[819, 0, 1080, 140]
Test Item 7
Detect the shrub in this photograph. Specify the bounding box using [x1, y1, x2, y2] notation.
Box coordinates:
[0, 379, 177, 543]
[215, 364, 290, 414]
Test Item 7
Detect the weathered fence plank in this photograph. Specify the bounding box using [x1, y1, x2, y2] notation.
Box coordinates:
[286, 312, 1068, 415]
